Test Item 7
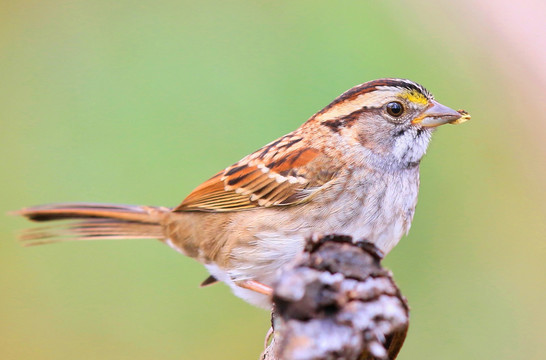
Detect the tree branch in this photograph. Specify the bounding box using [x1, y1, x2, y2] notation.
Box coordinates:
[261, 234, 409, 360]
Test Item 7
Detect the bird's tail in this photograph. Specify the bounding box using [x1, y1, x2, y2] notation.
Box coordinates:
[13, 203, 169, 246]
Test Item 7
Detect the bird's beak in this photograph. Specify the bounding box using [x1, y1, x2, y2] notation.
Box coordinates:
[411, 100, 471, 127]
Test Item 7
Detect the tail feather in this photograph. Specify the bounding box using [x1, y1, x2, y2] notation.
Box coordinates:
[13, 203, 168, 246]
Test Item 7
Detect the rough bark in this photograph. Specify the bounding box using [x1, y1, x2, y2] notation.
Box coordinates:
[261, 234, 409, 360]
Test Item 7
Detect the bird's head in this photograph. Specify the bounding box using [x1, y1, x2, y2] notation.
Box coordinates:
[309, 78, 470, 170]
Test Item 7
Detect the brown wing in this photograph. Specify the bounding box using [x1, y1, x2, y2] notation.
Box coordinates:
[174, 133, 339, 212]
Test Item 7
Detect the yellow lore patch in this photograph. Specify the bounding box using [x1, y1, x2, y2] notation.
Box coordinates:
[401, 90, 429, 106]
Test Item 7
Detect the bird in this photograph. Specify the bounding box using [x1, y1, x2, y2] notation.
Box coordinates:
[14, 78, 470, 309]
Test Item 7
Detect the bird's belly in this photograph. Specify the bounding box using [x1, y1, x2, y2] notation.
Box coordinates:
[224, 169, 419, 308]
[206, 231, 305, 309]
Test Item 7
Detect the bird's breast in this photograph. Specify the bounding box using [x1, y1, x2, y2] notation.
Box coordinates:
[326, 167, 420, 254]
[268, 166, 421, 255]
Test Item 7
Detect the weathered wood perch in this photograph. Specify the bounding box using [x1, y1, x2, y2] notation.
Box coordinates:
[261, 234, 409, 360]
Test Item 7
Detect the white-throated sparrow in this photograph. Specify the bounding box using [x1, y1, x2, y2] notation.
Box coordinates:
[15, 78, 470, 308]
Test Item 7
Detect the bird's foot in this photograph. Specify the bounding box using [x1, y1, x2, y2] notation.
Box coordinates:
[237, 280, 273, 296]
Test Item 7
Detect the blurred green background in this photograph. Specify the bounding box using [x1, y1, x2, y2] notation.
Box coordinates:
[1, 1, 545, 359]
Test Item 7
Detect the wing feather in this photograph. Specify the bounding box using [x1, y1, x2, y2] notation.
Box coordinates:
[174, 133, 340, 212]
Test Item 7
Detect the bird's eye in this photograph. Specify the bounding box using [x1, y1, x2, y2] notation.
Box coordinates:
[386, 102, 404, 117]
